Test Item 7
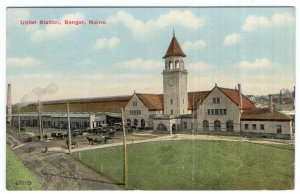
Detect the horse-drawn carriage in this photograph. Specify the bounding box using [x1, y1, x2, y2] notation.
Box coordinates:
[86, 136, 112, 145]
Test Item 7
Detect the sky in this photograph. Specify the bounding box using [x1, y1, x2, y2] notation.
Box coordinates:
[6, 7, 295, 104]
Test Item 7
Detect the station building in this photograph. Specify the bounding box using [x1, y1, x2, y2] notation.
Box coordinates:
[9, 34, 293, 139]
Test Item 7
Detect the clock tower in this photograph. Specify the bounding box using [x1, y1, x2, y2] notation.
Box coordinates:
[162, 33, 188, 116]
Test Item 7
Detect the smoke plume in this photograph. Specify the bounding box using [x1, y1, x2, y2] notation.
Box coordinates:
[19, 83, 58, 107]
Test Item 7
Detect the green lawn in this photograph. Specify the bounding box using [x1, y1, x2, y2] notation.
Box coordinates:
[73, 140, 294, 190]
[6, 146, 43, 190]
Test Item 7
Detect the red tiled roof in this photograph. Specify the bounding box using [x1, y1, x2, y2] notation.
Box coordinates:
[136, 91, 210, 111]
[188, 91, 210, 110]
[219, 87, 255, 110]
[241, 109, 291, 121]
[136, 93, 164, 111]
[163, 36, 186, 58]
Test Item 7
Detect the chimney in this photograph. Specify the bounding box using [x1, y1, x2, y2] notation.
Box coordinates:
[238, 84, 242, 109]
[269, 94, 273, 113]
[7, 84, 12, 127]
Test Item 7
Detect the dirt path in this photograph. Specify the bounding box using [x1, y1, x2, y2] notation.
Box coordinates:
[71, 133, 294, 152]
[7, 128, 123, 190]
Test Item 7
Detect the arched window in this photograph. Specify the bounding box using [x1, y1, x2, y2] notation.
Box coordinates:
[141, 119, 145, 129]
[126, 119, 131, 127]
[214, 120, 221, 131]
[168, 61, 173, 69]
[175, 60, 180, 69]
[203, 120, 209, 130]
[172, 123, 176, 133]
[226, 120, 234, 132]
[157, 123, 167, 131]
[134, 119, 138, 126]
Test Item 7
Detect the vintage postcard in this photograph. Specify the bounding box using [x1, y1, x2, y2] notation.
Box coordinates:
[6, 7, 295, 190]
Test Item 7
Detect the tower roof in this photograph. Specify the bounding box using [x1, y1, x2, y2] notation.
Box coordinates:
[163, 35, 186, 58]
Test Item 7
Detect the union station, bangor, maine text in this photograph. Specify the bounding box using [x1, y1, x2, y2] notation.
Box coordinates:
[20, 20, 107, 25]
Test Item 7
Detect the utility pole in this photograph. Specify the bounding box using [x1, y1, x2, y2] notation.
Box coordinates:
[38, 100, 43, 141]
[18, 106, 21, 133]
[121, 108, 128, 186]
[67, 102, 72, 154]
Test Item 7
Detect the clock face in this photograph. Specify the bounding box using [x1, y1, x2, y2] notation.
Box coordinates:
[167, 78, 175, 86]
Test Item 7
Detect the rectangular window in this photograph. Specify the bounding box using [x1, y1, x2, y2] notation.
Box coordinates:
[208, 109, 211, 115]
[213, 97, 220, 104]
[260, 124, 264, 130]
[224, 109, 227, 115]
[220, 109, 224, 115]
[211, 109, 215, 115]
[215, 109, 219, 115]
[252, 124, 256, 130]
[184, 122, 187, 129]
[276, 125, 282, 134]
[170, 99, 173, 105]
[183, 99, 184, 104]
[245, 124, 249, 130]
[171, 109, 173, 115]
[133, 101, 137, 106]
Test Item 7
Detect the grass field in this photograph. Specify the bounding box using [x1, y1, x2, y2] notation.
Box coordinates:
[73, 140, 294, 190]
[6, 146, 43, 190]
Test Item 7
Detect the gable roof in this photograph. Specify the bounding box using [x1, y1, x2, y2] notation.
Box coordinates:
[135, 93, 164, 111]
[218, 87, 255, 110]
[163, 35, 186, 58]
[241, 108, 292, 121]
[188, 91, 210, 110]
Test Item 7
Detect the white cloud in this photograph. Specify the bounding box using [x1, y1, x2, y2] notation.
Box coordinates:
[243, 12, 294, 31]
[94, 37, 120, 50]
[243, 15, 271, 31]
[182, 40, 206, 51]
[223, 33, 240, 46]
[117, 58, 162, 70]
[237, 58, 273, 70]
[108, 10, 205, 37]
[7, 57, 41, 67]
[30, 12, 85, 42]
[271, 12, 294, 26]
[7, 8, 30, 26]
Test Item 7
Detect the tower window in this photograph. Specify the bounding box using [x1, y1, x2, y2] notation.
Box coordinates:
[175, 60, 180, 69]
[171, 109, 173, 115]
[168, 61, 174, 69]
